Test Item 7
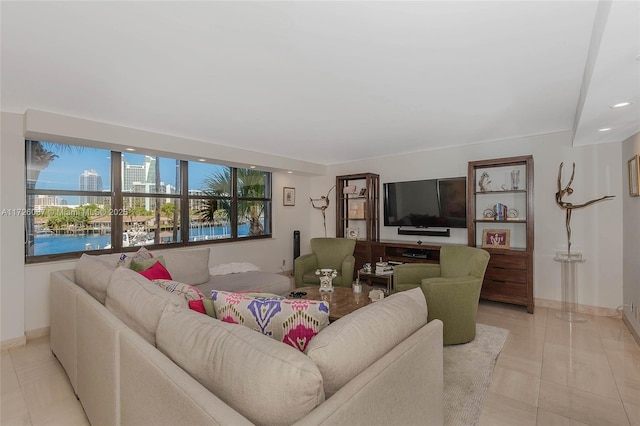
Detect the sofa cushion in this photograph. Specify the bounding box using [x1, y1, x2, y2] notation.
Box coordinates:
[211, 290, 329, 352]
[152, 279, 204, 302]
[105, 267, 186, 346]
[75, 254, 116, 304]
[305, 287, 428, 397]
[195, 271, 292, 297]
[156, 306, 325, 426]
[130, 256, 167, 273]
[161, 248, 210, 285]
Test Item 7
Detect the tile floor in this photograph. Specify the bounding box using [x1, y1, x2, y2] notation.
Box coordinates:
[1, 300, 638, 426]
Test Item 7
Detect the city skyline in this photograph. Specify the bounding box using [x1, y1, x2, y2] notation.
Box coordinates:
[34, 144, 226, 195]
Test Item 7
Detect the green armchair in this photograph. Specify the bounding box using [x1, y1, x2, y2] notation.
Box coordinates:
[394, 245, 490, 345]
[294, 238, 356, 288]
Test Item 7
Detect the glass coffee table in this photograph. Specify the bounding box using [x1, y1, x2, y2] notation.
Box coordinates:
[290, 286, 373, 321]
[357, 269, 394, 293]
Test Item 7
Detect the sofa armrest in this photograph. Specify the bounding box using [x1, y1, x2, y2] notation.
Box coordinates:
[393, 263, 441, 291]
[293, 320, 444, 426]
[50, 270, 80, 393]
[119, 328, 254, 426]
[294, 253, 318, 287]
[335, 254, 355, 286]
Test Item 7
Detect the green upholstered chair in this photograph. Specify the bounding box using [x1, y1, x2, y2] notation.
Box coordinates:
[394, 245, 490, 345]
[294, 238, 356, 288]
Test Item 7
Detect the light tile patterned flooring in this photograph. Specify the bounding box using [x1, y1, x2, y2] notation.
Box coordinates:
[1, 301, 638, 425]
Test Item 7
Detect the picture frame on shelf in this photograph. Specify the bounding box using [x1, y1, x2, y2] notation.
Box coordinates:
[346, 227, 360, 239]
[348, 200, 365, 219]
[628, 154, 639, 197]
[283, 187, 295, 206]
[482, 229, 510, 249]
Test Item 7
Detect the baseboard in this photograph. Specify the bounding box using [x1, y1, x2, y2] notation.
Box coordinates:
[535, 298, 620, 317]
[1, 335, 27, 351]
[622, 309, 640, 347]
[26, 326, 50, 341]
[1, 327, 51, 350]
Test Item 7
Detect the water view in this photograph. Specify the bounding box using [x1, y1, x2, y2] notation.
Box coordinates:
[33, 223, 251, 255]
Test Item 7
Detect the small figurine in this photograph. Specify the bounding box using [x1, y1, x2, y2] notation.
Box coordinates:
[479, 172, 491, 192]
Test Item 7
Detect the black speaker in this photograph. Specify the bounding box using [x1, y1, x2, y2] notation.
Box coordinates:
[293, 230, 301, 259]
[293, 230, 300, 273]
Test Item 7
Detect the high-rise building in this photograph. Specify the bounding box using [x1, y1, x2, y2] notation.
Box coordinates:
[122, 156, 147, 192]
[79, 169, 103, 205]
[122, 155, 171, 211]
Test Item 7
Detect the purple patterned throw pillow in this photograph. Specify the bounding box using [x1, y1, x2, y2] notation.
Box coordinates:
[211, 290, 329, 352]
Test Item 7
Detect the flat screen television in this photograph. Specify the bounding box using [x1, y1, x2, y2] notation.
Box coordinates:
[383, 177, 467, 228]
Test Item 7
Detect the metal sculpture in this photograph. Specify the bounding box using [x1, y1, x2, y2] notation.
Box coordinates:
[555, 162, 614, 255]
[310, 185, 335, 237]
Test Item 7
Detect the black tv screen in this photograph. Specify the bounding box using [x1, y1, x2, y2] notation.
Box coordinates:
[383, 177, 467, 228]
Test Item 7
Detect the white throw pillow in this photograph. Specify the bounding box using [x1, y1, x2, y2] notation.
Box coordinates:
[209, 262, 260, 276]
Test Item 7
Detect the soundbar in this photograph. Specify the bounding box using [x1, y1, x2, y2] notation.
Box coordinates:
[397, 227, 451, 237]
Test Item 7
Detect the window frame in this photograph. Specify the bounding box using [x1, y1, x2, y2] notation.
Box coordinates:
[25, 142, 273, 263]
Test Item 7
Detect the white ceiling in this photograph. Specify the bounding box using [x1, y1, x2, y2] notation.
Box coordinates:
[1, 1, 639, 165]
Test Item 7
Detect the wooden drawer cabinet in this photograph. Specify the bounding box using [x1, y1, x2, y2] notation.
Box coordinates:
[353, 241, 371, 274]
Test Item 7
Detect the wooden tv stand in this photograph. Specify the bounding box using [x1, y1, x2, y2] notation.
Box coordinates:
[370, 240, 446, 265]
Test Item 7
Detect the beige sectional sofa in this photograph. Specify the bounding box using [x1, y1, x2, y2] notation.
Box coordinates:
[50, 247, 444, 426]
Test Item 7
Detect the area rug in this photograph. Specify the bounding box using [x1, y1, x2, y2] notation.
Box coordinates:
[443, 323, 509, 426]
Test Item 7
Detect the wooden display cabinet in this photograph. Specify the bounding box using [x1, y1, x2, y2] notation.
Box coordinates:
[336, 173, 380, 275]
[467, 155, 534, 313]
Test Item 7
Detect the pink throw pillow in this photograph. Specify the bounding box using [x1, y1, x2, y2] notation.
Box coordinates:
[139, 261, 173, 280]
[188, 299, 207, 314]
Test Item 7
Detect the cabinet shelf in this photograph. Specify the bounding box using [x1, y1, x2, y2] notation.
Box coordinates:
[475, 190, 527, 195]
[475, 219, 527, 223]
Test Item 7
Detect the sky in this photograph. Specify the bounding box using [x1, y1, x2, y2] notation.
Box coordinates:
[32, 142, 223, 193]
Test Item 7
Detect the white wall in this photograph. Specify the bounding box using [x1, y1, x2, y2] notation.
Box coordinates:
[0, 109, 628, 342]
[622, 132, 640, 337]
[0, 111, 315, 341]
[1, 113, 27, 343]
[311, 131, 624, 310]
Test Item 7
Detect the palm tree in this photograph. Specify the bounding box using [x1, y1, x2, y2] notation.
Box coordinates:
[26, 141, 60, 254]
[199, 168, 266, 236]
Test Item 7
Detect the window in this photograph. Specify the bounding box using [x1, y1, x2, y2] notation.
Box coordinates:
[25, 141, 113, 256]
[187, 164, 272, 241]
[25, 141, 272, 262]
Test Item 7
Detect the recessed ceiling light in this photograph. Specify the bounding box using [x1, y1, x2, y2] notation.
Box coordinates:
[611, 102, 632, 108]
[125, 148, 136, 152]
[598, 127, 612, 132]
[249, 165, 256, 169]
[287, 171, 293, 174]
[198, 158, 206, 162]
